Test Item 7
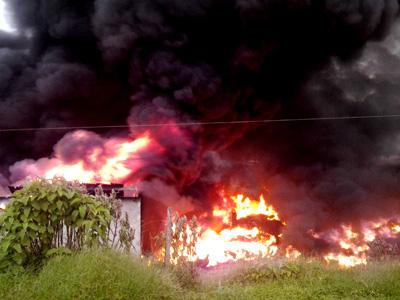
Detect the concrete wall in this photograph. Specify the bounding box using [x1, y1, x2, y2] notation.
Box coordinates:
[121, 199, 141, 255]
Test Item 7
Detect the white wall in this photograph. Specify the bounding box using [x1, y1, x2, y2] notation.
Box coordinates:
[121, 200, 141, 255]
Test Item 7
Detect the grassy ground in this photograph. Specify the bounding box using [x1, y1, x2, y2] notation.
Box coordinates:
[0, 250, 180, 300]
[1, 251, 400, 300]
[191, 260, 400, 299]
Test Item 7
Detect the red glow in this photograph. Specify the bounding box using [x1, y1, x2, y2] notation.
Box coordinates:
[10, 130, 163, 185]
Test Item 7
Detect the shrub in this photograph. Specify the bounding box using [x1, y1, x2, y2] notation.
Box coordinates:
[94, 187, 135, 253]
[154, 213, 199, 265]
[228, 261, 302, 284]
[0, 178, 111, 269]
[154, 213, 200, 287]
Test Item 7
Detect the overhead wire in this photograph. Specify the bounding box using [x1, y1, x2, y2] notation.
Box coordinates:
[0, 114, 400, 133]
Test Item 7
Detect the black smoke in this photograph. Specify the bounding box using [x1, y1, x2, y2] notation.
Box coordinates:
[1, 0, 400, 251]
[219, 21, 400, 252]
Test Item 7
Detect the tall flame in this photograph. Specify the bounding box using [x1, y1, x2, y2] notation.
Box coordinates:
[10, 130, 162, 185]
[195, 194, 284, 267]
[43, 135, 151, 183]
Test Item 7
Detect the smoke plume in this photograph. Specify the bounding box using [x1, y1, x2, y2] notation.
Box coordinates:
[1, 0, 400, 251]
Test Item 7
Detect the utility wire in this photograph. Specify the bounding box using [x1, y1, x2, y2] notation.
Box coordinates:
[0, 114, 400, 133]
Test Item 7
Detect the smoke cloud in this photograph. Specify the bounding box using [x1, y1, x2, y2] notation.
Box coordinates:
[1, 0, 400, 250]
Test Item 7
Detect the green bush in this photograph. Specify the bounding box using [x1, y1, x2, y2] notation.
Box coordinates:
[0, 178, 111, 269]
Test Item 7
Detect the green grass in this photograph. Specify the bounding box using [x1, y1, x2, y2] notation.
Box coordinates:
[191, 260, 400, 300]
[1, 252, 400, 300]
[0, 250, 180, 300]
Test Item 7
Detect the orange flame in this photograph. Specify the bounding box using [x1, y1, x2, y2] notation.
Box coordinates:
[43, 134, 152, 183]
[194, 193, 283, 267]
[318, 220, 400, 268]
[196, 228, 278, 266]
[12, 130, 161, 185]
[285, 245, 302, 260]
[320, 225, 369, 268]
[167, 192, 400, 269]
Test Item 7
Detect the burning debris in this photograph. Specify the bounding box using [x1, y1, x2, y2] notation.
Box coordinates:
[195, 194, 284, 267]
[160, 192, 400, 268]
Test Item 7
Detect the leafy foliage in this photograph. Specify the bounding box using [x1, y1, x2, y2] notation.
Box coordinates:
[0, 178, 112, 269]
[170, 214, 199, 265]
[229, 262, 302, 284]
[94, 186, 135, 252]
[154, 213, 200, 287]
[154, 213, 199, 264]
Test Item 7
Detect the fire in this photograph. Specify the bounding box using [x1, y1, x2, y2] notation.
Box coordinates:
[317, 220, 400, 268]
[11, 130, 162, 185]
[44, 135, 151, 183]
[318, 225, 369, 268]
[324, 253, 367, 268]
[196, 228, 278, 266]
[213, 194, 281, 222]
[194, 193, 284, 267]
[8, 126, 400, 269]
[165, 192, 400, 269]
[285, 245, 302, 260]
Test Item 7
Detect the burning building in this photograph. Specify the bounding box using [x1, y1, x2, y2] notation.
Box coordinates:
[1, 0, 400, 268]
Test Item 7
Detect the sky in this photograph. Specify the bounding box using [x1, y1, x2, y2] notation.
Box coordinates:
[0, 0, 15, 33]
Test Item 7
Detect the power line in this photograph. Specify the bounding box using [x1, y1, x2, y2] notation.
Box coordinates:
[0, 114, 400, 133]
